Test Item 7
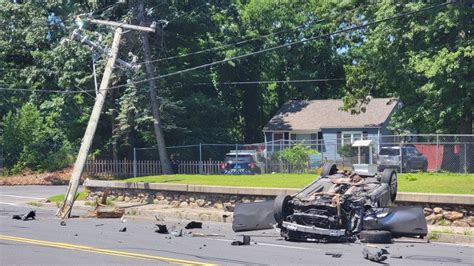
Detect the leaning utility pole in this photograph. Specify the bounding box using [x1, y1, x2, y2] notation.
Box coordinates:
[57, 19, 155, 219]
[137, 0, 173, 174]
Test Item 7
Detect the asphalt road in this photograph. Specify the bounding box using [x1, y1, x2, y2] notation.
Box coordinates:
[0, 185, 76, 206]
[0, 186, 473, 265]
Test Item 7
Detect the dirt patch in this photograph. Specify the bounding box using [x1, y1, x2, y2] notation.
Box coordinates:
[0, 167, 74, 186]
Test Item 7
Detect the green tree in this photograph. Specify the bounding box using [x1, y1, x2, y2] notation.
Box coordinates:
[341, 1, 473, 134]
[0, 102, 74, 172]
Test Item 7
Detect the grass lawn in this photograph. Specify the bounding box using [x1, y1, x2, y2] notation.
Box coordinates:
[122, 172, 474, 195]
[47, 191, 88, 202]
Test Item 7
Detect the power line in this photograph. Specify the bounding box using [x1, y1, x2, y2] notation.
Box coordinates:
[0, 87, 95, 94]
[112, 2, 451, 91]
[136, 5, 365, 66]
[167, 2, 210, 23]
[193, 78, 345, 86]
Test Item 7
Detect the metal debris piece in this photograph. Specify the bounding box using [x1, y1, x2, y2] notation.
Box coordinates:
[171, 229, 183, 237]
[231, 235, 251, 246]
[12, 211, 36, 221]
[60, 221, 67, 226]
[325, 252, 343, 258]
[185, 221, 202, 229]
[95, 224, 104, 227]
[155, 224, 169, 234]
[119, 227, 127, 232]
[362, 247, 389, 262]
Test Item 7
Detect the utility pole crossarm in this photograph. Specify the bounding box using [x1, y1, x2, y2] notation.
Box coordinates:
[87, 18, 156, 33]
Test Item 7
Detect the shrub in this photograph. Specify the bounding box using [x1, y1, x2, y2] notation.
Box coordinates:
[337, 144, 357, 158]
[273, 143, 320, 173]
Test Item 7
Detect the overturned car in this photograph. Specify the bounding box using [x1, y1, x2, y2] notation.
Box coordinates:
[233, 163, 427, 243]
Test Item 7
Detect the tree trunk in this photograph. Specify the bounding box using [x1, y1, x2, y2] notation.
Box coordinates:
[137, 0, 173, 174]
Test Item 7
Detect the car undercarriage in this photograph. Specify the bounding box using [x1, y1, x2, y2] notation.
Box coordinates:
[233, 163, 427, 243]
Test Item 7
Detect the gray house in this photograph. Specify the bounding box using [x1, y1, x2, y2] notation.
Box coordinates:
[263, 98, 399, 161]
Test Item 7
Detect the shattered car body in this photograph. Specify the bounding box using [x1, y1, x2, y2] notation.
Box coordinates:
[233, 163, 427, 243]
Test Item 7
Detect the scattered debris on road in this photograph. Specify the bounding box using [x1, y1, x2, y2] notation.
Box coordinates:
[155, 224, 169, 234]
[60, 221, 67, 226]
[325, 252, 343, 258]
[185, 221, 203, 229]
[119, 227, 127, 232]
[231, 235, 251, 246]
[362, 246, 389, 262]
[12, 210, 36, 221]
[95, 224, 104, 227]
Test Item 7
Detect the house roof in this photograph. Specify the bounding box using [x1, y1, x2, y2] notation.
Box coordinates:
[264, 98, 397, 131]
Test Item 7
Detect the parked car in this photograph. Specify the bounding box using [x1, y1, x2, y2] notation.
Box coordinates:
[220, 150, 264, 175]
[377, 146, 428, 172]
[233, 162, 427, 243]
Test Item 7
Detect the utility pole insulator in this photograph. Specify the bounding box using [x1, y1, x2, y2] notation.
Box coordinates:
[70, 29, 138, 70]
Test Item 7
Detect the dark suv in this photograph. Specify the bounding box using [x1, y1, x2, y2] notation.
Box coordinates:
[377, 146, 428, 172]
[220, 151, 263, 175]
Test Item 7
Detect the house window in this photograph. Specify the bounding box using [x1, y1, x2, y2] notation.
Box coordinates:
[273, 133, 284, 152]
[341, 131, 363, 145]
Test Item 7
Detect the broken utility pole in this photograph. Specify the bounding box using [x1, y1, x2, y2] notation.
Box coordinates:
[137, 0, 173, 174]
[57, 19, 155, 219]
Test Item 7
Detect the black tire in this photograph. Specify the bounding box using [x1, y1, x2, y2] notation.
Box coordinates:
[359, 230, 392, 244]
[321, 162, 338, 177]
[381, 169, 397, 202]
[273, 195, 292, 225]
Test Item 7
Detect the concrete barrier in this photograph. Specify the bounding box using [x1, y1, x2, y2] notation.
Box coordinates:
[83, 179, 474, 206]
[396, 192, 474, 205]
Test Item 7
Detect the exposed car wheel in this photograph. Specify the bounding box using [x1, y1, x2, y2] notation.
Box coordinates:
[381, 169, 397, 202]
[273, 195, 292, 226]
[321, 162, 338, 177]
[359, 230, 392, 244]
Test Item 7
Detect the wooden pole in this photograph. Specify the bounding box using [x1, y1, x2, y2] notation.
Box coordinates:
[137, 0, 173, 174]
[57, 28, 123, 219]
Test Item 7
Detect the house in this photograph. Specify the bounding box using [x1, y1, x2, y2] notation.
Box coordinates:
[263, 98, 399, 161]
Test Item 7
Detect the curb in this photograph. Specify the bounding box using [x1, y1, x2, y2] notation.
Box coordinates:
[84, 179, 474, 206]
[430, 233, 474, 245]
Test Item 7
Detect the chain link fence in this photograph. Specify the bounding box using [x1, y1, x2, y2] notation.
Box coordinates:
[124, 134, 473, 175]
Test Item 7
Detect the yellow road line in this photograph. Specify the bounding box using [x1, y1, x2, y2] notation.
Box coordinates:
[0, 234, 215, 266]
